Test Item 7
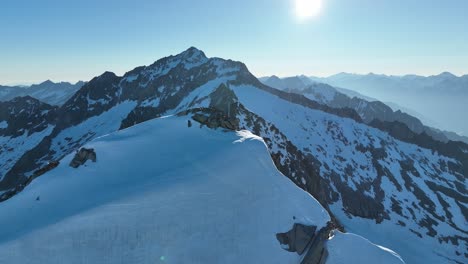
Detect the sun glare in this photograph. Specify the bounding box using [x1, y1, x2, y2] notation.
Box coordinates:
[295, 0, 322, 20]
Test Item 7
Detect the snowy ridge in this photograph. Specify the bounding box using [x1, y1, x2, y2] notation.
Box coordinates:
[0, 116, 402, 263]
[327, 231, 404, 264]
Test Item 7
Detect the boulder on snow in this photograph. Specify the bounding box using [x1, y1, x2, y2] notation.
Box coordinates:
[69, 148, 97, 168]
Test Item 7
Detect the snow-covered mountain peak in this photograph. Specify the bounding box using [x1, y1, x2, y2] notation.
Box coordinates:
[157, 46, 208, 70]
[178, 46, 208, 62]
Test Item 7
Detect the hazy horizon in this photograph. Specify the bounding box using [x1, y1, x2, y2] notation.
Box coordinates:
[2, 51, 466, 87]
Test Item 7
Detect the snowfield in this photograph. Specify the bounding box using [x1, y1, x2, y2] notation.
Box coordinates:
[0, 116, 402, 263]
[327, 232, 404, 264]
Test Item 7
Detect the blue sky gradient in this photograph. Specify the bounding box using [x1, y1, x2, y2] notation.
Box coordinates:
[1, 0, 467, 84]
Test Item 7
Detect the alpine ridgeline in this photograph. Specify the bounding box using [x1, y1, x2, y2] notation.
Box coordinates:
[0, 48, 466, 264]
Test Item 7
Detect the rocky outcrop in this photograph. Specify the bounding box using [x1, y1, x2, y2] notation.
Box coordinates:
[69, 148, 97, 168]
[0, 97, 57, 191]
[276, 223, 333, 264]
[185, 84, 241, 130]
[209, 83, 239, 118]
[369, 119, 468, 171]
[0, 96, 57, 137]
[190, 108, 239, 130]
[33, 161, 59, 177]
[301, 225, 331, 264]
[276, 224, 317, 255]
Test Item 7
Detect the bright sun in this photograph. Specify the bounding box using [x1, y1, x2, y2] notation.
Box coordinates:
[295, 0, 322, 19]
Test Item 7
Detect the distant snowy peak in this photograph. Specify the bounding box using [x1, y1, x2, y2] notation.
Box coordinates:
[262, 75, 313, 91]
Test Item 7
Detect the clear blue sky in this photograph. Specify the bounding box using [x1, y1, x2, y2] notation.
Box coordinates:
[1, 0, 467, 84]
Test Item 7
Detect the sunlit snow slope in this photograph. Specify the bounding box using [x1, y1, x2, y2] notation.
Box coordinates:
[0, 116, 402, 264]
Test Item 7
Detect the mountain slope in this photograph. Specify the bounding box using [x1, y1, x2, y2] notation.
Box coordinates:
[228, 83, 467, 264]
[0, 97, 57, 187]
[0, 116, 403, 264]
[1, 48, 465, 263]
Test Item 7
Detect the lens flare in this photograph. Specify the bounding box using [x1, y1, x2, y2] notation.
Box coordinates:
[295, 0, 322, 19]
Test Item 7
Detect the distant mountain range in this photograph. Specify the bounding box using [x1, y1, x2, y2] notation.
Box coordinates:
[261, 75, 468, 144]
[305, 72, 468, 137]
[0, 80, 85, 106]
[0, 48, 466, 263]
[310, 72, 468, 95]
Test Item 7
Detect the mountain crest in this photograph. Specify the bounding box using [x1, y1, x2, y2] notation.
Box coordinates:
[179, 46, 208, 61]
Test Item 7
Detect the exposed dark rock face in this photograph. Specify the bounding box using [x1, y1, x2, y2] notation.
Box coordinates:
[276, 223, 331, 264]
[301, 225, 331, 264]
[370, 119, 468, 171]
[191, 109, 239, 130]
[0, 97, 57, 190]
[120, 107, 162, 130]
[69, 148, 97, 168]
[188, 84, 241, 130]
[0, 96, 57, 137]
[209, 84, 238, 118]
[276, 223, 317, 254]
[33, 161, 59, 178]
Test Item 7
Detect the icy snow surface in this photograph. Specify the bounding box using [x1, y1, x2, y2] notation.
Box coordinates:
[0, 116, 402, 263]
